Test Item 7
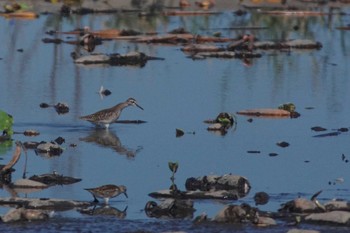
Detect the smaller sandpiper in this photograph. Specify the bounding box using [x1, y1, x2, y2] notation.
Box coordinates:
[79, 97, 143, 129]
[85, 184, 128, 205]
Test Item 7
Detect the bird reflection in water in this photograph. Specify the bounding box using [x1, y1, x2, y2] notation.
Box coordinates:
[79, 205, 127, 219]
[79, 129, 142, 158]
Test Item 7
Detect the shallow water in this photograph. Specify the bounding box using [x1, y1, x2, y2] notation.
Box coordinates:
[0, 0, 350, 231]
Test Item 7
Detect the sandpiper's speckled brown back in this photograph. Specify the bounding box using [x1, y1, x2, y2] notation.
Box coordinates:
[85, 184, 127, 199]
[79, 98, 143, 127]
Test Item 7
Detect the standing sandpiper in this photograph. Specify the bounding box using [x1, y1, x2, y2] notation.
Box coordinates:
[85, 184, 128, 205]
[79, 97, 143, 129]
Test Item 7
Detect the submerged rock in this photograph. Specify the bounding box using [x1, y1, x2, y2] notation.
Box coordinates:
[254, 192, 270, 205]
[324, 200, 350, 211]
[213, 204, 257, 223]
[145, 198, 195, 219]
[0, 197, 90, 211]
[305, 211, 350, 225]
[79, 205, 127, 218]
[287, 229, 320, 233]
[279, 198, 321, 213]
[2, 208, 51, 223]
[35, 142, 63, 156]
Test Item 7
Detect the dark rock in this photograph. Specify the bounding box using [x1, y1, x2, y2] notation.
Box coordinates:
[254, 192, 270, 205]
[54, 103, 69, 114]
[145, 199, 195, 219]
[54, 137, 65, 145]
[213, 203, 258, 223]
[35, 142, 63, 156]
[276, 141, 290, 148]
[39, 103, 50, 108]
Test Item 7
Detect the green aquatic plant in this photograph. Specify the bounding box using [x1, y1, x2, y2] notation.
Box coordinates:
[0, 110, 14, 155]
[278, 103, 296, 112]
[0, 110, 14, 136]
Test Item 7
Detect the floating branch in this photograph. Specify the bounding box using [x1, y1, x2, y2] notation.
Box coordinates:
[1, 141, 22, 174]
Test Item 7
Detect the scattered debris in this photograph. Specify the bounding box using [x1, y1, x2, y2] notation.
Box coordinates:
[39, 102, 69, 114]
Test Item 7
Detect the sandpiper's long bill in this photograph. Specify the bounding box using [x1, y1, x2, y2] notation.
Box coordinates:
[79, 97, 143, 129]
[85, 184, 128, 205]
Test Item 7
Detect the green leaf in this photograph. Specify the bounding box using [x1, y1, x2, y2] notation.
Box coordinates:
[0, 110, 14, 136]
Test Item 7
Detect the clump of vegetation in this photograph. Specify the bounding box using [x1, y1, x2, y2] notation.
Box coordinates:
[0, 110, 14, 155]
[0, 110, 13, 136]
[278, 103, 296, 112]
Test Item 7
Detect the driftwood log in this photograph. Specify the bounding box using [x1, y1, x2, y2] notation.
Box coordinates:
[0, 141, 22, 183]
[0, 197, 91, 211]
[150, 174, 251, 200]
[237, 108, 291, 118]
[73, 52, 164, 67]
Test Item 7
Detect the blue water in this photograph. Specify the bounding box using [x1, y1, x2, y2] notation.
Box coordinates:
[0, 0, 350, 231]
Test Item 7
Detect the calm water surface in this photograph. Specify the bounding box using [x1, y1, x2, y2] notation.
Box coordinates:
[0, 0, 350, 232]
